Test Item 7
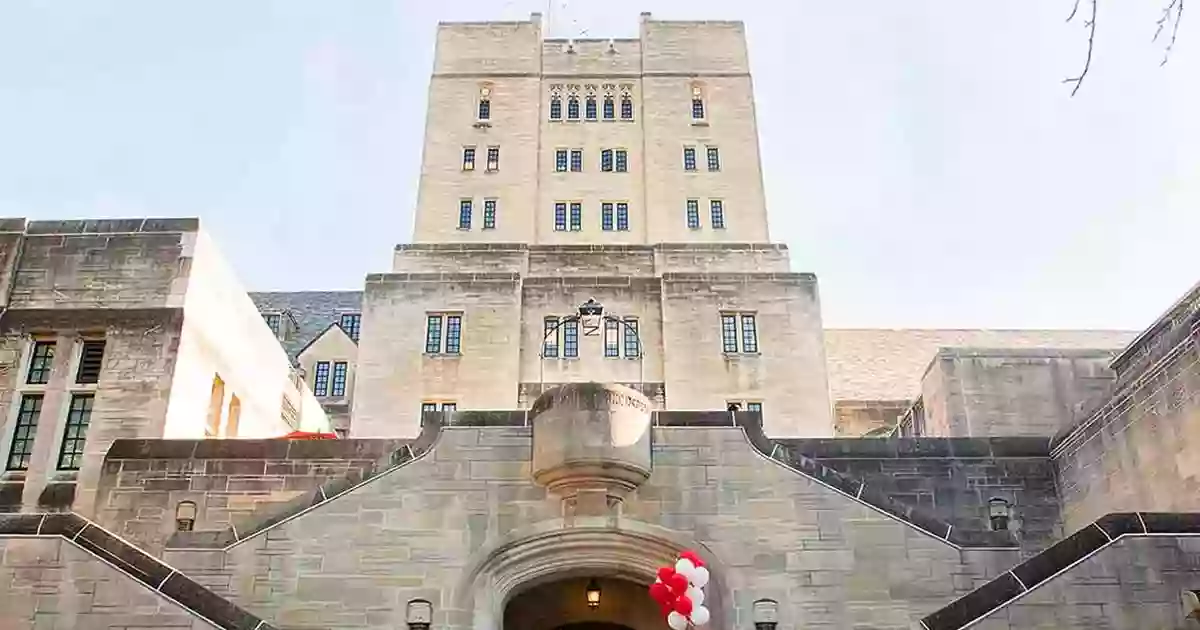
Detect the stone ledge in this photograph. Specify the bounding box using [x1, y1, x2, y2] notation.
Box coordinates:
[781, 437, 1051, 459]
[660, 272, 817, 284]
[917, 512, 1200, 630]
[0, 513, 277, 630]
[396, 242, 529, 252]
[106, 438, 408, 461]
[365, 272, 521, 284]
[522, 276, 662, 289]
[24, 218, 200, 235]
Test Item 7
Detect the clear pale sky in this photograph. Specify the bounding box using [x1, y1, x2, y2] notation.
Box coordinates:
[0, 1, 1196, 330]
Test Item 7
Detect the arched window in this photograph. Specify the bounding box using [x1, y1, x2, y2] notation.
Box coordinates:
[585, 95, 597, 119]
[205, 374, 224, 437]
[620, 94, 633, 119]
[567, 96, 580, 120]
[550, 96, 562, 120]
[175, 501, 197, 532]
[602, 95, 615, 119]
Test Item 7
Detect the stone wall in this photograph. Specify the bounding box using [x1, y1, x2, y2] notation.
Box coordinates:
[833, 400, 911, 436]
[95, 437, 407, 553]
[784, 438, 1061, 553]
[1053, 305, 1200, 532]
[920, 349, 1118, 437]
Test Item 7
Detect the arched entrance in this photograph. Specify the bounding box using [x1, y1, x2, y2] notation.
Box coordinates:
[505, 577, 659, 630]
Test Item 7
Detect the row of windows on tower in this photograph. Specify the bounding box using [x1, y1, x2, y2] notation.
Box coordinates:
[548, 94, 634, 121]
[422, 312, 759, 356]
[460, 146, 720, 174]
[455, 199, 727, 231]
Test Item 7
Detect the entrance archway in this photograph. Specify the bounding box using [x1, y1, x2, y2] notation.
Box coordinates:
[505, 576, 659, 630]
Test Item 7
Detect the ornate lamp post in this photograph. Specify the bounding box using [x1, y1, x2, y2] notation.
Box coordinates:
[538, 298, 645, 395]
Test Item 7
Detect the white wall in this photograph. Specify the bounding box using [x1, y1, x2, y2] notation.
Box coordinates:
[164, 229, 331, 438]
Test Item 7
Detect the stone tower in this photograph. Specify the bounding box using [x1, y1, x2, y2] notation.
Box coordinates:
[352, 13, 832, 438]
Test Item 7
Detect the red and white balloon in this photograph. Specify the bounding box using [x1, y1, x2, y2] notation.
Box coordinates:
[648, 551, 711, 629]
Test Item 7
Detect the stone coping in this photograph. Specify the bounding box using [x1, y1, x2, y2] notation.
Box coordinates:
[136, 411, 1037, 552]
[106, 437, 410, 461]
[917, 513, 1200, 630]
[780, 437, 1051, 460]
[391, 242, 789, 253]
[13, 218, 200, 235]
[0, 512, 277, 630]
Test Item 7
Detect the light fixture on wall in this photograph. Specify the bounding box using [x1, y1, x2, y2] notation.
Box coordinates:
[988, 497, 1011, 531]
[585, 579, 602, 609]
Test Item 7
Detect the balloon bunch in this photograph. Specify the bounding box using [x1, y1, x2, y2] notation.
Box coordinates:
[648, 551, 710, 630]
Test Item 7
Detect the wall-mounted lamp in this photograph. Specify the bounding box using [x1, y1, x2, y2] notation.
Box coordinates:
[586, 579, 602, 609]
[988, 497, 1011, 531]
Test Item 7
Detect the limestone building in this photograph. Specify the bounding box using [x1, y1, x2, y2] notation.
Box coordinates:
[3, 13, 1200, 630]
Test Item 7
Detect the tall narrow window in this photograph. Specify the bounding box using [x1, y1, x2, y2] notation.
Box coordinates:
[550, 96, 563, 120]
[570, 149, 583, 172]
[604, 319, 620, 357]
[692, 97, 705, 120]
[620, 95, 633, 119]
[226, 395, 241, 437]
[313, 361, 331, 396]
[55, 394, 92, 470]
[623, 319, 640, 358]
[616, 203, 629, 231]
[339, 313, 361, 342]
[585, 96, 597, 119]
[486, 146, 500, 171]
[686, 199, 701, 229]
[459, 199, 473, 229]
[615, 149, 628, 172]
[554, 203, 567, 231]
[478, 97, 491, 121]
[711, 200, 726, 229]
[741, 315, 759, 353]
[444, 315, 462, 354]
[601, 203, 614, 232]
[706, 146, 720, 171]
[543, 317, 559, 358]
[563, 319, 579, 358]
[425, 316, 443, 354]
[483, 199, 497, 230]
[603, 95, 615, 119]
[567, 96, 580, 120]
[76, 339, 106, 385]
[683, 147, 697, 171]
[6, 394, 43, 471]
[569, 203, 582, 231]
[27, 340, 55, 385]
[601, 150, 613, 172]
[720, 314, 739, 353]
[462, 147, 476, 171]
[263, 314, 281, 337]
[206, 374, 224, 436]
[555, 149, 568, 172]
[331, 362, 348, 397]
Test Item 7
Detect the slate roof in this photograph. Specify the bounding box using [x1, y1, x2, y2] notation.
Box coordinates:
[823, 328, 1139, 402]
[250, 291, 362, 361]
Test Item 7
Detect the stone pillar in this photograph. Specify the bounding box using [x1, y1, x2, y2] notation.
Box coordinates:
[530, 383, 652, 519]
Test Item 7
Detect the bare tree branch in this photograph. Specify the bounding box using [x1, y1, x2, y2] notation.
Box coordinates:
[1063, 0, 1097, 97]
[1153, 0, 1185, 66]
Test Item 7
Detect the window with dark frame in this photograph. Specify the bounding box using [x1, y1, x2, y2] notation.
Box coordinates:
[459, 199, 473, 229]
[331, 362, 348, 397]
[567, 96, 580, 119]
[711, 200, 726, 229]
[585, 96, 597, 119]
[478, 98, 491, 121]
[683, 147, 697, 171]
[556, 149, 568, 172]
[26, 341, 54, 385]
[543, 317, 559, 358]
[5, 394, 42, 471]
[601, 149, 613, 172]
[554, 203, 567, 231]
[616, 203, 629, 231]
[615, 149, 628, 172]
[604, 319, 620, 357]
[686, 199, 701, 229]
[623, 319, 640, 358]
[462, 147, 476, 171]
[263, 314, 281, 336]
[444, 315, 462, 354]
[550, 96, 562, 120]
[339, 313, 361, 342]
[720, 314, 739, 353]
[603, 96, 615, 119]
[707, 146, 720, 171]
[483, 199, 497, 229]
[570, 149, 583, 172]
[741, 315, 759, 353]
[75, 340, 106, 385]
[569, 203, 582, 231]
[425, 316, 443, 353]
[601, 203, 614, 232]
[620, 95, 633, 119]
[313, 361, 331, 396]
[486, 146, 499, 171]
[692, 98, 705, 120]
[56, 393, 93, 470]
[563, 319, 579, 358]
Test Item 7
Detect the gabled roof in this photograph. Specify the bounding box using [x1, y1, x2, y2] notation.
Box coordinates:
[250, 291, 362, 361]
[294, 320, 357, 359]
